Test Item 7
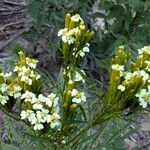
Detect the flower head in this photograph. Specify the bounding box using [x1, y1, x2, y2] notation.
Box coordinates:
[118, 85, 125, 92]
[71, 89, 86, 103]
[71, 14, 83, 22]
[135, 86, 150, 108]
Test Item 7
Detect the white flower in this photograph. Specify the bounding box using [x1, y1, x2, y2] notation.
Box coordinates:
[138, 46, 150, 55]
[83, 46, 90, 53]
[62, 34, 75, 44]
[28, 112, 36, 122]
[33, 103, 43, 110]
[71, 27, 79, 35]
[28, 78, 32, 85]
[52, 106, 60, 113]
[145, 61, 150, 72]
[58, 27, 80, 44]
[20, 75, 28, 81]
[50, 121, 60, 129]
[31, 115, 45, 125]
[44, 114, 52, 123]
[36, 74, 41, 80]
[71, 14, 83, 22]
[138, 49, 142, 55]
[0, 95, 9, 105]
[45, 98, 53, 107]
[7, 91, 13, 97]
[68, 38, 75, 45]
[125, 72, 132, 80]
[14, 85, 22, 92]
[118, 85, 125, 92]
[111, 64, 124, 71]
[14, 93, 21, 99]
[51, 113, 61, 121]
[132, 71, 140, 77]
[29, 70, 35, 78]
[25, 57, 38, 69]
[139, 99, 147, 108]
[33, 123, 44, 130]
[140, 70, 149, 81]
[0, 83, 8, 93]
[32, 94, 47, 110]
[79, 44, 90, 57]
[18, 66, 29, 76]
[20, 110, 28, 119]
[13, 66, 19, 72]
[74, 70, 85, 83]
[13, 85, 22, 98]
[80, 24, 85, 30]
[20, 110, 35, 120]
[135, 88, 150, 108]
[79, 51, 85, 57]
[37, 109, 49, 118]
[47, 93, 59, 107]
[28, 62, 36, 69]
[21, 91, 36, 102]
[71, 89, 86, 103]
[61, 140, 66, 144]
[0, 72, 12, 78]
[57, 28, 68, 36]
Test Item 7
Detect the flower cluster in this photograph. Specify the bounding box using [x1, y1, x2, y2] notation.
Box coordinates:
[58, 28, 78, 45]
[135, 86, 150, 108]
[58, 13, 94, 60]
[0, 82, 22, 105]
[20, 91, 61, 130]
[0, 51, 61, 132]
[109, 46, 150, 108]
[58, 14, 83, 45]
[14, 51, 40, 85]
[138, 46, 150, 55]
[0, 83, 9, 105]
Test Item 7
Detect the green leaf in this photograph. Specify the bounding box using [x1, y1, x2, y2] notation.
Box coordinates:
[99, 1, 113, 9]
[79, 105, 87, 121]
[0, 141, 18, 150]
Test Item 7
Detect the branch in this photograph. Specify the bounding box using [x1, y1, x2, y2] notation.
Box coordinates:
[0, 26, 31, 51]
[4, 0, 26, 7]
[0, 20, 25, 31]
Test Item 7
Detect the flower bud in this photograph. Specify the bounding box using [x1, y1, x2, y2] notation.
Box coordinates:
[63, 43, 70, 58]
[66, 91, 72, 105]
[75, 31, 81, 47]
[85, 31, 94, 43]
[65, 13, 71, 28]
[63, 90, 67, 102]
[63, 103, 68, 110]
[69, 103, 78, 112]
[69, 20, 75, 30]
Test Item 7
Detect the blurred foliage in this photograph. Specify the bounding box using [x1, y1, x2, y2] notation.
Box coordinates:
[94, 0, 150, 58]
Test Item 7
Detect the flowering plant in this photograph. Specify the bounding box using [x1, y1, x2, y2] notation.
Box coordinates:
[0, 14, 149, 149]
